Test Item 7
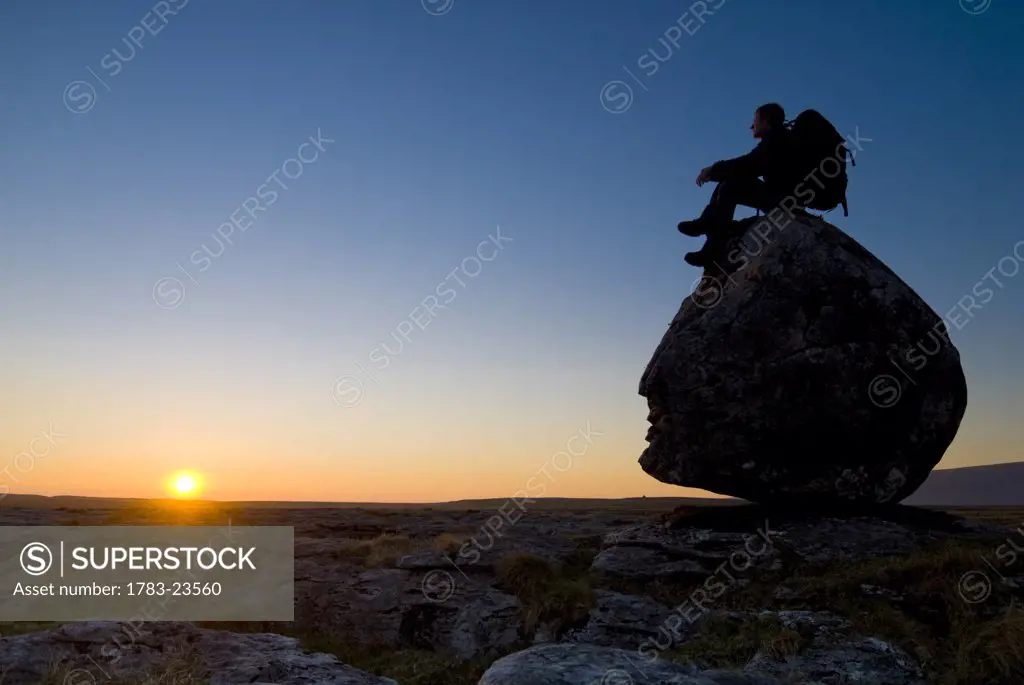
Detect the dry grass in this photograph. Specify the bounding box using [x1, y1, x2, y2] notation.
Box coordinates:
[0, 622, 62, 638]
[495, 553, 595, 635]
[331, 531, 476, 567]
[24, 649, 206, 685]
[362, 533, 414, 568]
[667, 614, 807, 669]
[330, 533, 416, 568]
[496, 553, 557, 595]
[950, 609, 1024, 684]
[432, 532, 470, 554]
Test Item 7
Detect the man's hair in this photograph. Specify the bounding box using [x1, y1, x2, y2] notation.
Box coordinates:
[756, 103, 786, 128]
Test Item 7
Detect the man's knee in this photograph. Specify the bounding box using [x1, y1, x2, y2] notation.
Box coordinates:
[720, 177, 769, 207]
[718, 177, 757, 191]
[715, 177, 754, 201]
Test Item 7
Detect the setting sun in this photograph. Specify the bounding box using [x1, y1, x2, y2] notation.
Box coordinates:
[168, 472, 202, 498]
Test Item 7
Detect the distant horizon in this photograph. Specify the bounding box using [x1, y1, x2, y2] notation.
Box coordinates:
[2, 491, 726, 505]
[3, 460, 1021, 506]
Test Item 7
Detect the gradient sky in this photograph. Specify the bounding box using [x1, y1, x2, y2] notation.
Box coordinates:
[1, 0, 1022, 502]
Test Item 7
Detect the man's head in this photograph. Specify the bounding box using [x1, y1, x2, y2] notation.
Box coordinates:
[752, 103, 785, 139]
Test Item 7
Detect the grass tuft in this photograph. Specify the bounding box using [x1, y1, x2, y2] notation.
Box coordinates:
[27, 648, 206, 685]
[947, 606, 1024, 685]
[433, 533, 469, 554]
[495, 553, 594, 636]
[666, 614, 807, 669]
[331, 533, 414, 568]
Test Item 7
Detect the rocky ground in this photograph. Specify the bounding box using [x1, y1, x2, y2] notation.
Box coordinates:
[2, 502, 1023, 684]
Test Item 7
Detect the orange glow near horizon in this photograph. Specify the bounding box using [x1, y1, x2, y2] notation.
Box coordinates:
[1, 399, 1019, 503]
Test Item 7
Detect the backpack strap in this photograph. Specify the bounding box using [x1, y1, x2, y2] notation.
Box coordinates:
[841, 197, 849, 217]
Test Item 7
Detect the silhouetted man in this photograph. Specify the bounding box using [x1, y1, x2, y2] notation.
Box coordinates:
[677, 103, 802, 267]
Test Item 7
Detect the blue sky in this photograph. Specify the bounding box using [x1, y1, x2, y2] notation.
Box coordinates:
[0, 0, 1021, 501]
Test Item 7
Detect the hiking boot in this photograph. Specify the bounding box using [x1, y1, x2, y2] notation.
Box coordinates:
[677, 218, 711, 237]
[684, 247, 712, 268]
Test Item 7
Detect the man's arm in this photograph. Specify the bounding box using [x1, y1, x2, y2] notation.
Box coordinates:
[706, 140, 769, 183]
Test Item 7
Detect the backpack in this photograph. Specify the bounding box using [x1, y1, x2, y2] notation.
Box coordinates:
[786, 110, 853, 216]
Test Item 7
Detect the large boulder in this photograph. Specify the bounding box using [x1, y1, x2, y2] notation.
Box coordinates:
[640, 214, 967, 504]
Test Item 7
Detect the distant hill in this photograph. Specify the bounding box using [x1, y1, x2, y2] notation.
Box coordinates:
[905, 461, 1024, 506]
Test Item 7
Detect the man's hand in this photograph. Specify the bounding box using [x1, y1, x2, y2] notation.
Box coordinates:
[695, 166, 713, 187]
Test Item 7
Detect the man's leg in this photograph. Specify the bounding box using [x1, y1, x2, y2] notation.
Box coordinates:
[681, 179, 781, 267]
[706, 178, 779, 223]
[678, 178, 777, 237]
